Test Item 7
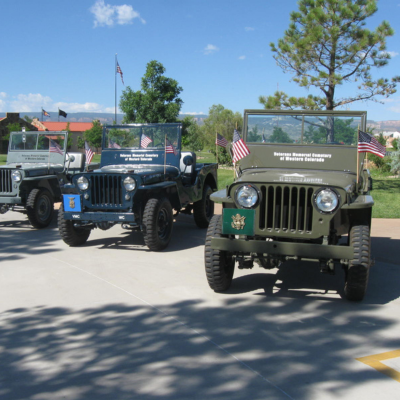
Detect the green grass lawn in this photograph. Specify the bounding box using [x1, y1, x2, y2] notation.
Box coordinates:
[370, 173, 400, 218]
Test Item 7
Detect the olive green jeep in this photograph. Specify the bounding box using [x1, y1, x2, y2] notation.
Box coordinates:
[205, 110, 373, 301]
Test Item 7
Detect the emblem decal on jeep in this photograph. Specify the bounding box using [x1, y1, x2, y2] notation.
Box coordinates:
[69, 197, 75, 209]
[231, 214, 246, 230]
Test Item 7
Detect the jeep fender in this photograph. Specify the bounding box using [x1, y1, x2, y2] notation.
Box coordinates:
[19, 176, 62, 202]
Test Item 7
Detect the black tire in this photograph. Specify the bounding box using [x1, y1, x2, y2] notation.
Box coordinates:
[26, 188, 54, 228]
[143, 197, 173, 251]
[344, 225, 371, 301]
[205, 214, 235, 292]
[193, 184, 214, 229]
[58, 204, 91, 246]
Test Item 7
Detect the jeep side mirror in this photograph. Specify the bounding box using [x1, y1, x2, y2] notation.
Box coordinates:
[183, 155, 194, 166]
[66, 154, 75, 163]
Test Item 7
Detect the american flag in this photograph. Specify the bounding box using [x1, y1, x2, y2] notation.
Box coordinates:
[216, 133, 228, 148]
[141, 133, 152, 148]
[165, 137, 177, 155]
[109, 139, 121, 149]
[116, 62, 124, 85]
[49, 139, 63, 155]
[358, 130, 386, 158]
[232, 129, 250, 163]
[85, 141, 94, 164]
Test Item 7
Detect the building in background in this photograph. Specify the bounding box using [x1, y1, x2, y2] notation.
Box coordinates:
[0, 113, 38, 153]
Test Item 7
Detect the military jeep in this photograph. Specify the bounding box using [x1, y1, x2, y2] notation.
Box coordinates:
[58, 123, 218, 251]
[205, 110, 373, 301]
[0, 131, 85, 228]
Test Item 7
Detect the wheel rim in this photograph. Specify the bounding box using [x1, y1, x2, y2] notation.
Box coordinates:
[37, 195, 51, 222]
[157, 208, 169, 239]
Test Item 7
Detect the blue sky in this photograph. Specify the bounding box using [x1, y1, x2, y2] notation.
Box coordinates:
[1, 0, 400, 121]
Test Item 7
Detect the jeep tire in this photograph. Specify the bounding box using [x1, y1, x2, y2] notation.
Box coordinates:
[344, 225, 371, 301]
[193, 184, 214, 229]
[26, 188, 54, 228]
[143, 197, 173, 251]
[205, 214, 235, 292]
[58, 204, 91, 246]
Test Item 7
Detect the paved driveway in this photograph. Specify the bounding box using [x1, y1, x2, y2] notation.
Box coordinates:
[1, 210, 400, 400]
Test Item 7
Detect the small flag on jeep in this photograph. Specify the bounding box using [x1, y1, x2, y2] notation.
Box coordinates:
[85, 141, 94, 164]
[216, 133, 228, 148]
[232, 129, 250, 163]
[358, 130, 386, 158]
[141, 133, 152, 148]
[49, 138, 63, 155]
[166, 137, 177, 155]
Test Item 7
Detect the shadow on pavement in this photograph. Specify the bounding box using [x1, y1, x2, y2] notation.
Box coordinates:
[0, 299, 399, 400]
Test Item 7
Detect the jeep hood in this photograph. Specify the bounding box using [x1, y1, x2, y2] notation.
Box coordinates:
[238, 167, 356, 190]
[98, 164, 180, 183]
[0, 163, 64, 176]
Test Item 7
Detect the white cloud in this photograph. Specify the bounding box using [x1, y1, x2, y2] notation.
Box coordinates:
[245, 27, 254, 31]
[203, 44, 219, 55]
[181, 112, 205, 115]
[0, 92, 112, 114]
[385, 51, 399, 58]
[90, 0, 145, 28]
[238, 55, 246, 60]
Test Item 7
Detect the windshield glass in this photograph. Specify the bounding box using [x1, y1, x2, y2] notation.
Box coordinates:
[246, 114, 363, 145]
[103, 124, 181, 151]
[9, 132, 66, 152]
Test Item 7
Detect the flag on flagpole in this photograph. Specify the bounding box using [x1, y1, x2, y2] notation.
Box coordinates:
[262, 133, 266, 143]
[165, 137, 177, 155]
[85, 141, 94, 164]
[58, 109, 67, 118]
[216, 133, 228, 148]
[141, 133, 152, 148]
[109, 139, 121, 149]
[358, 130, 386, 158]
[232, 129, 250, 163]
[116, 61, 124, 85]
[48, 138, 63, 155]
[42, 109, 50, 118]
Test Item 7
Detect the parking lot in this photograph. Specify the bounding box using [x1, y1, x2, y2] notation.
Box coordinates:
[1, 208, 400, 400]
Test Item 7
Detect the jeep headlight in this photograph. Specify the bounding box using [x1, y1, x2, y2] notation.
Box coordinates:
[124, 176, 136, 191]
[235, 185, 259, 208]
[315, 188, 339, 213]
[12, 170, 22, 182]
[77, 176, 89, 191]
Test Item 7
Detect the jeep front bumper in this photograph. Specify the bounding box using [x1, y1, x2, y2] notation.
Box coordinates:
[211, 237, 354, 261]
[63, 211, 135, 223]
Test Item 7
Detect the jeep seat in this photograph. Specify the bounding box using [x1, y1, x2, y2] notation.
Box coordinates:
[180, 151, 197, 185]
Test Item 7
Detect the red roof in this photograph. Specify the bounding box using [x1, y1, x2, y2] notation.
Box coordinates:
[36, 121, 93, 132]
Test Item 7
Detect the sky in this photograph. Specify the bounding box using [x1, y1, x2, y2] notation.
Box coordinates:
[1, 0, 400, 121]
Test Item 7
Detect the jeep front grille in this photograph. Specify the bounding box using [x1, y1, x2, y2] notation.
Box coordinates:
[89, 175, 123, 207]
[0, 169, 13, 194]
[259, 185, 314, 233]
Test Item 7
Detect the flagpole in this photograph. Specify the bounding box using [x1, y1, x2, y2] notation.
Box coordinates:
[164, 135, 167, 177]
[357, 126, 360, 185]
[115, 54, 117, 124]
[216, 132, 218, 164]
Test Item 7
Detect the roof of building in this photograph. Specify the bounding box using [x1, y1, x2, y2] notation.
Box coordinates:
[32, 120, 93, 132]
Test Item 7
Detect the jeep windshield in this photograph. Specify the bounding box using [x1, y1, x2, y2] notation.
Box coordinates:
[103, 124, 181, 150]
[245, 110, 367, 145]
[9, 132, 67, 152]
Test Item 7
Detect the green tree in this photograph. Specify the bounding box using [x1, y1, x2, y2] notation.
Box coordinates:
[182, 116, 205, 151]
[260, 0, 399, 111]
[80, 120, 103, 152]
[202, 105, 243, 166]
[119, 60, 183, 123]
[268, 127, 293, 143]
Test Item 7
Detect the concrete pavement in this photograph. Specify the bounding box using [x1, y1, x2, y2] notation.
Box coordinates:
[0, 209, 400, 400]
